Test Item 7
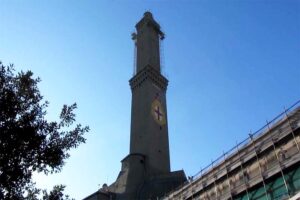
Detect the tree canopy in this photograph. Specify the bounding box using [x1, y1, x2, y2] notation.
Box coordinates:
[0, 62, 89, 199]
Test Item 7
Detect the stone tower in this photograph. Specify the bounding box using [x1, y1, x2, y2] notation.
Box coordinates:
[83, 12, 186, 200]
[129, 11, 170, 176]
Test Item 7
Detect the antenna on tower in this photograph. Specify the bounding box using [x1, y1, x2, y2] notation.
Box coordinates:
[132, 32, 137, 75]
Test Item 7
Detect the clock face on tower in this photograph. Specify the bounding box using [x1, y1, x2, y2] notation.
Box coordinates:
[151, 99, 166, 125]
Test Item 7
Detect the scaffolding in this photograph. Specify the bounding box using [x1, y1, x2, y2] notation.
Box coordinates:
[159, 34, 165, 76]
[163, 100, 300, 200]
[131, 32, 137, 76]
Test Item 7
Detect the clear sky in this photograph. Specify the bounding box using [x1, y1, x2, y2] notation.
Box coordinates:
[1, 0, 300, 199]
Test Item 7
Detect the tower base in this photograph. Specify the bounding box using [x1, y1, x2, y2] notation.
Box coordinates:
[83, 154, 186, 200]
[110, 153, 186, 200]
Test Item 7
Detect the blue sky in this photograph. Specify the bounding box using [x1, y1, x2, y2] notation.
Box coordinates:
[1, 0, 299, 199]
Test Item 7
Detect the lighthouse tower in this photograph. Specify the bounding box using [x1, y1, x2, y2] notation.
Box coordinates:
[83, 12, 186, 200]
[129, 11, 170, 176]
[107, 12, 186, 199]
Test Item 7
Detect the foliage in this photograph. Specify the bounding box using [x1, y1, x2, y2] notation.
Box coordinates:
[0, 62, 89, 199]
[41, 185, 74, 200]
[26, 184, 74, 200]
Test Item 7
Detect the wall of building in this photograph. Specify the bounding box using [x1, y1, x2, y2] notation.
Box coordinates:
[164, 106, 300, 200]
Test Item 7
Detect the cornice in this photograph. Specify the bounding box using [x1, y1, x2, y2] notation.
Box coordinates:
[129, 65, 168, 92]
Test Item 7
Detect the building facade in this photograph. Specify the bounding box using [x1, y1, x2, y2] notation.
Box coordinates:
[164, 102, 300, 200]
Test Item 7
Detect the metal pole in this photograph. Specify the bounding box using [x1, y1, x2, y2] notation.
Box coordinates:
[211, 160, 219, 200]
[236, 141, 250, 200]
[266, 120, 291, 199]
[223, 151, 234, 200]
[284, 108, 300, 152]
[191, 176, 194, 200]
[200, 168, 209, 200]
[180, 181, 183, 200]
[249, 133, 270, 200]
[189, 175, 194, 200]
